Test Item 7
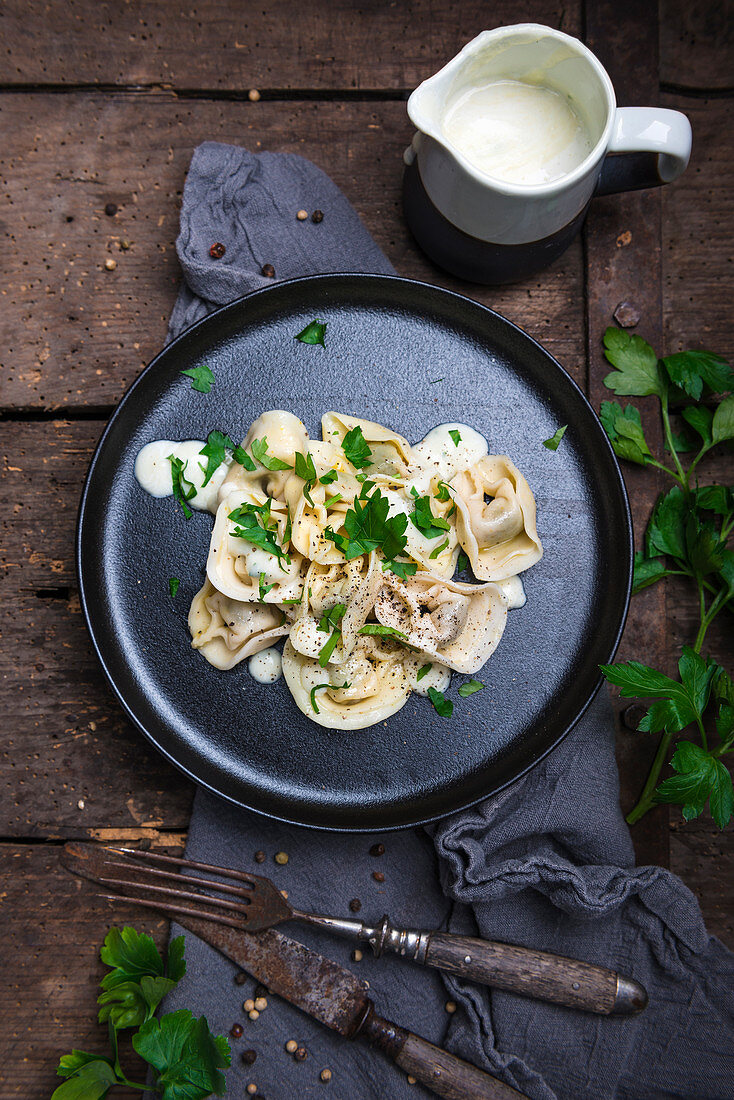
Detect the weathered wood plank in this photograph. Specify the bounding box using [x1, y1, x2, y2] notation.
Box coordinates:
[0, 0, 580, 89]
[660, 0, 734, 90]
[0, 842, 178, 1099]
[584, 0, 670, 869]
[0, 586, 194, 835]
[0, 94, 585, 412]
[661, 95, 734, 361]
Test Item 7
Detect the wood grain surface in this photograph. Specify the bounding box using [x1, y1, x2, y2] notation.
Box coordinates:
[1, 1, 732, 1097]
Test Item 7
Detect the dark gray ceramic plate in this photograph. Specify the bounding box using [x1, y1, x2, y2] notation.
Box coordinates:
[77, 274, 631, 831]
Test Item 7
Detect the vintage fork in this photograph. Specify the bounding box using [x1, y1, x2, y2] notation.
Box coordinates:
[99, 845, 647, 1016]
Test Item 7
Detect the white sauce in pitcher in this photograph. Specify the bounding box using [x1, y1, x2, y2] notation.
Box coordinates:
[134, 439, 232, 514]
[248, 647, 283, 684]
[442, 79, 592, 186]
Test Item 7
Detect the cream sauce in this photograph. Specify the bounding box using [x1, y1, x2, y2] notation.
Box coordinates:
[135, 439, 231, 514]
[496, 575, 526, 610]
[248, 646, 283, 684]
[412, 423, 488, 481]
[442, 79, 592, 186]
[411, 662, 451, 697]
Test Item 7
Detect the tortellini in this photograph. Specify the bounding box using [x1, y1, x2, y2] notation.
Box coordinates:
[168, 412, 543, 730]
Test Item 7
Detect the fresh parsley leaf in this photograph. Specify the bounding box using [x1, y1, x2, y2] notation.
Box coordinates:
[661, 350, 733, 401]
[169, 456, 196, 519]
[600, 401, 651, 465]
[56, 1051, 115, 1081]
[319, 468, 338, 485]
[601, 647, 716, 736]
[646, 486, 687, 560]
[358, 624, 408, 640]
[655, 741, 734, 827]
[686, 512, 725, 577]
[434, 481, 452, 502]
[52, 1057, 117, 1099]
[602, 327, 666, 398]
[632, 552, 671, 593]
[250, 437, 293, 472]
[429, 536, 449, 559]
[410, 494, 451, 540]
[417, 663, 432, 681]
[429, 378, 444, 384]
[428, 686, 453, 717]
[695, 485, 733, 517]
[180, 364, 215, 393]
[459, 679, 484, 697]
[310, 680, 350, 713]
[542, 425, 568, 452]
[100, 927, 166, 990]
[317, 604, 346, 633]
[341, 425, 373, 469]
[133, 1010, 230, 1100]
[232, 444, 256, 471]
[449, 429, 462, 447]
[681, 405, 714, 447]
[98, 977, 177, 1031]
[712, 394, 734, 445]
[295, 319, 327, 346]
[457, 551, 470, 573]
[169, 577, 180, 598]
[382, 559, 418, 580]
[328, 487, 408, 561]
[324, 493, 343, 508]
[318, 628, 341, 667]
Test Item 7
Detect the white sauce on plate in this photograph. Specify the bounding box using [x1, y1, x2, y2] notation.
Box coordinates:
[248, 647, 283, 684]
[134, 439, 231, 514]
[411, 662, 451, 697]
[412, 423, 488, 480]
[496, 575, 526, 610]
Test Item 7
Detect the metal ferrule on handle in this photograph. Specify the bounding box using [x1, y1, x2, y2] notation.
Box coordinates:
[296, 912, 432, 961]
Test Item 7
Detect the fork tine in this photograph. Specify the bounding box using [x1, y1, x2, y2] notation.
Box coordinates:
[103, 858, 254, 900]
[107, 846, 260, 884]
[98, 874, 251, 917]
[99, 893, 247, 930]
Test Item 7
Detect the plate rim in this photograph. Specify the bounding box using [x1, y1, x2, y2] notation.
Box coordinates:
[76, 272, 633, 831]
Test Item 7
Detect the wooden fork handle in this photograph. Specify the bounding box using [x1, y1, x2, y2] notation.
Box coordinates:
[424, 933, 647, 1015]
[359, 1007, 528, 1100]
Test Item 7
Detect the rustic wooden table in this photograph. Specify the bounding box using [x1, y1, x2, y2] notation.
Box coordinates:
[1, 1, 732, 1095]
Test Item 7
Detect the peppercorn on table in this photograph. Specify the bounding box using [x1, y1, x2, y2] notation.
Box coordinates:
[1, 1, 732, 1095]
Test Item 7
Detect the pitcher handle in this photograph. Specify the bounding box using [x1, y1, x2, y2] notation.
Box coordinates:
[595, 107, 692, 196]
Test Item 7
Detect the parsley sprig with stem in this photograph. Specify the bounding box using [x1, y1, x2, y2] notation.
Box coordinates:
[52, 926, 229, 1100]
[325, 484, 408, 562]
[599, 326, 733, 827]
[169, 456, 196, 519]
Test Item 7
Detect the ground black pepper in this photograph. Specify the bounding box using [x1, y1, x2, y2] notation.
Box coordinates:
[209, 242, 226, 259]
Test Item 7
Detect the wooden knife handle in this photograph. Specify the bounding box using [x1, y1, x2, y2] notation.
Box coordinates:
[424, 933, 647, 1015]
[359, 1007, 528, 1100]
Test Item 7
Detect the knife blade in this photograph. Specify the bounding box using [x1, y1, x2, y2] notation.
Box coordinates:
[63, 842, 527, 1100]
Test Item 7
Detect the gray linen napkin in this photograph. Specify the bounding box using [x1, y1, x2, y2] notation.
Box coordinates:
[160, 142, 734, 1099]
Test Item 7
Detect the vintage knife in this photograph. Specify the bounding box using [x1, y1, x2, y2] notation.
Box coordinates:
[63, 843, 527, 1100]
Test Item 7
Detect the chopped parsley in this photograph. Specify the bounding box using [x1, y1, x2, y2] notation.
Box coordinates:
[457, 551, 470, 573]
[295, 451, 317, 484]
[459, 679, 484, 698]
[434, 481, 452, 502]
[429, 536, 449, 559]
[168, 577, 180, 598]
[251, 437, 293, 471]
[358, 624, 408, 640]
[324, 493, 343, 508]
[341, 425, 373, 469]
[234, 444, 257, 471]
[180, 363, 215, 393]
[228, 501, 290, 567]
[318, 629, 341, 667]
[198, 430, 232, 486]
[169, 456, 196, 519]
[317, 604, 346, 633]
[416, 663, 432, 681]
[295, 319, 327, 346]
[382, 559, 417, 580]
[319, 468, 338, 485]
[410, 493, 451, 540]
[542, 425, 568, 451]
[449, 429, 462, 447]
[325, 486, 408, 561]
[310, 680, 350, 714]
[428, 686, 453, 717]
[258, 573, 274, 601]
